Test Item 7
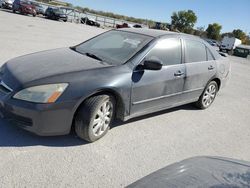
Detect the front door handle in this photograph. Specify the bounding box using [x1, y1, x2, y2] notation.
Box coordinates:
[174, 71, 184, 77]
[208, 65, 215, 70]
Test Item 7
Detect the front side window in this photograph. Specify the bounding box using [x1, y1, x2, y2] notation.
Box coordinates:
[75, 30, 153, 65]
[145, 38, 182, 66]
[185, 40, 207, 63]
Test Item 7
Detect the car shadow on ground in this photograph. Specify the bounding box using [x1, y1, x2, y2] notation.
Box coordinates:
[0, 104, 197, 147]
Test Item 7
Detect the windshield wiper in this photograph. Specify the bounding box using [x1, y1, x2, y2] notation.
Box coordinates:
[85, 52, 103, 61]
[70, 47, 103, 61]
[70, 46, 76, 51]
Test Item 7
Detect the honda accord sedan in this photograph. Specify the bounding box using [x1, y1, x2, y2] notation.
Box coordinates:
[0, 29, 230, 142]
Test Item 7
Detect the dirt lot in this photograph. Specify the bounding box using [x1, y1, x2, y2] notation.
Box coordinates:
[0, 9, 250, 187]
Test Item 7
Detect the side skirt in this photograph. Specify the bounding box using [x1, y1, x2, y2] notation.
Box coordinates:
[122, 98, 199, 121]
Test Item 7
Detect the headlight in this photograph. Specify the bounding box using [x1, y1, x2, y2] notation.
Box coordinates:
[13, 83, 68, 103]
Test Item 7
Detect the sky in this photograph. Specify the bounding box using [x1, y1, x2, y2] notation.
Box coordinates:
[67, 0, 250, 33]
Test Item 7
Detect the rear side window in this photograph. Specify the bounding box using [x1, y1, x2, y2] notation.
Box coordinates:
[207, 48, 214, 61]
[146, 38, 182, 66]
[185, 40, 207, 63]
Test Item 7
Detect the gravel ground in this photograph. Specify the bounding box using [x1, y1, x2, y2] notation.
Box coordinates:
[0, 9, 250, 188]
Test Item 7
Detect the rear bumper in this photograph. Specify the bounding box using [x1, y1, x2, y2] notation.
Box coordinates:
[220, 66, 231, 89]
[0, 95, 76, 136]
[59, 17, 67, 21]
[24, 9, 35, 14]
[54, 15, 67, 21]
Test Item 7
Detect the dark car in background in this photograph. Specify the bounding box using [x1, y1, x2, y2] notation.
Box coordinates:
[0, 29, 230, 142]
[133, 24, 142, 28]
[128, 156, 250, 188]
[12, 0, 36, 17]
[116, 22, 130, 29]
[234, 44, 250, 58]
[1, 0, 13, 9]
[81, 17, 100, 27]
[45, 7, 67, 22]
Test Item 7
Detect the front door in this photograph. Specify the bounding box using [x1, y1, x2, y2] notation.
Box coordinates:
[130, 38, 185, 116]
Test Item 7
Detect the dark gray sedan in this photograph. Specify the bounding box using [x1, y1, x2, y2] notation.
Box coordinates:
[0, 29, 230, 142]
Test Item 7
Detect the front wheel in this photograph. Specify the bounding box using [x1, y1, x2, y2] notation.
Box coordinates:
[75, 95, 115, 142]
[195, 81, 218, 109]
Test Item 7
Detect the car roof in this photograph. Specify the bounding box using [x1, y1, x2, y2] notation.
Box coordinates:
[118, 28, 222, 60]
[118, 28, 177, 38]
[118, 28, 203, 40]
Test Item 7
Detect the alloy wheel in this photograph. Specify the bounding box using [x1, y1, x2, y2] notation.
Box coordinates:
[202, 84, 217, 107]
[92, 100, 113, 136]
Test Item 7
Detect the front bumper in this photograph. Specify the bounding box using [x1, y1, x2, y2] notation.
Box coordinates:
[0, 93, 76, 136]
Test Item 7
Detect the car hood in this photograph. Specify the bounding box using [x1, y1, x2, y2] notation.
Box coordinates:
[128, 156, 250, 188]
[3, 48, 112, 89]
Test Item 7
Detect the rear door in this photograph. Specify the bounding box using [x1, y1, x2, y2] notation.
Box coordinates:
[130, 37, 185, 116]
[182, 39, 216, 101]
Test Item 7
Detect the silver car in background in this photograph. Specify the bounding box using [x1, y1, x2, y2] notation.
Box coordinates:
[1, 0, 13, 9]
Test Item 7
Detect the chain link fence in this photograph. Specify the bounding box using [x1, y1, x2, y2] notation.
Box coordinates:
[36, 2, 148, 28]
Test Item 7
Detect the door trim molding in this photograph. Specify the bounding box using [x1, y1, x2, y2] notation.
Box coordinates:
[132, 87, 204, 105]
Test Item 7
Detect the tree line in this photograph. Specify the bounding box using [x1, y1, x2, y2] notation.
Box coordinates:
[171, 10, 250, 44]
[36, 0, 250, 44]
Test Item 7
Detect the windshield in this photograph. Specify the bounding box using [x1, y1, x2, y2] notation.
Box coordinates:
[74, 30, 153, 65]
[21, 1, 31, 5]
[54, 8, 64, 14]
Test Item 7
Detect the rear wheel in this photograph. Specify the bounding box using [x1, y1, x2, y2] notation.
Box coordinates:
[195, 81, 218, 109]
[75, 95, 115, 142]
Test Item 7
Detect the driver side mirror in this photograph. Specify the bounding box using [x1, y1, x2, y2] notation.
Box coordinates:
[143, 59, 163, 70]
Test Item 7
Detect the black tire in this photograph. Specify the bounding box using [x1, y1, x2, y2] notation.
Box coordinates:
[195, 81, 218, 109]
[75, 95, 115, 142]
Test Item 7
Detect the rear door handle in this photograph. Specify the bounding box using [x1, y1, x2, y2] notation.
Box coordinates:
[174, 71, 184, 77]
[208, 65, 215, 70]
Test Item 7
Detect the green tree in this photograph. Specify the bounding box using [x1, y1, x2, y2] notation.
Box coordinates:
[171, 10, 197, 33]
[206, 23, 222, 40]
[245, 35, 250, 45]
[232, 29, 249, 44]
[193, 26, 206, 37]
[65, 2, 73, 8]
[232, 29, 246, 39]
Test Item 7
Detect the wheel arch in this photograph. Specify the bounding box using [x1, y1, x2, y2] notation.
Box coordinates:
[211, 78, 221, 90]
[71, 88, 126, 127]
[205, 77, 221, 91]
